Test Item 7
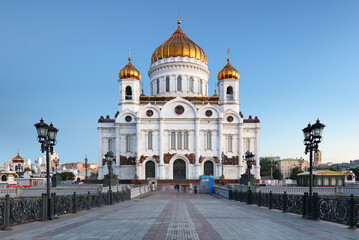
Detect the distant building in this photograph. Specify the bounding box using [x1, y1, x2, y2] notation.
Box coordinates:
[350, 159, 359, 168]
[277, 158, 309, 179]
[314, 150, 322, 168]
[260, 156, 280, 161]
[297, 170, 346, 187]
[61, 162, 98, 175]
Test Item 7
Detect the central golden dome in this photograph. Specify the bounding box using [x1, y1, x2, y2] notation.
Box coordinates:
[151, 20, 207, 64]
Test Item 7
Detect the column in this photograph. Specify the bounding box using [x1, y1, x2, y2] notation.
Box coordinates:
[98, 128, 104, 179]
[238, 123, 244, 178]
[218, 119, 223, 178]
[136, 119, 141, 179]
[254, 129, 260, 179]
[194, 119, 200, 178]
[158, 118, 164, 179]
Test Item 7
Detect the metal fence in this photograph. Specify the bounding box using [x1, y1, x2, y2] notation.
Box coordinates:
[223, 188, 359, 229]
[0, 189, 131, 230]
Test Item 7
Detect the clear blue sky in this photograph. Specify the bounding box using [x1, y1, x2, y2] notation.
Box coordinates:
[1, 0, 358, 166]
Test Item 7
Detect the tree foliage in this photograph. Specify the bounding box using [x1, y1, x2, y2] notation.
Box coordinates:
[289, 166, 303, 180]
[260, 158, 282, 179]
[59, 172, 75, 181]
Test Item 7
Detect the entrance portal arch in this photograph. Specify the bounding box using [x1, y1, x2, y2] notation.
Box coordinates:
[173, 159, 186, 179]
[145, 161, 155, 179]
[204, 161, 214, 176]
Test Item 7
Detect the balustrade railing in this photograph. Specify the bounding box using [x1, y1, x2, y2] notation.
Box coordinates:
[219, 188, 359, 229]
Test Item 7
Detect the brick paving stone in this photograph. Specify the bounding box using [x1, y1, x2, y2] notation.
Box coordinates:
[0, 189, 358, 240]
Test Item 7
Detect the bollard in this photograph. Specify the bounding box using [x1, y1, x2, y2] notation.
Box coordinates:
[73, 192, 77, 213]
[229, 189, 233, 200]
[239, 190, 243, 202]
[302, 192, 308, 217]
[3, 194, 11, 230]
[41, 193, 47, 221]
[269, 191, 273, 209]
[258, 191, 261, 207]
[348, 194, 355, 229]
[282, 191, 287, 213]
[50, 193, 55, 219]
[312, 193, 319, 220]
[87, 191, 91, 210]
[247, 189, 252, 205]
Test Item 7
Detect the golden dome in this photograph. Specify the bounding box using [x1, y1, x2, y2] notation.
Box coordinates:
[12, 150, 24, 163]
[217, 58, 240, 80]
[151, 20, 207, 64]
[119, 57, 141, 80]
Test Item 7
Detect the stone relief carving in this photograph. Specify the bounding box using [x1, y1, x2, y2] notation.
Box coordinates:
[164, 153, 176, 164]
[139, 155, 148, 163]
[199, 155, 205, 164]
[223, 155, 239, 165]
[120, 155, 135, 165]
[185, 153, 195, 164]
[153, 155, 160, 163]
[213, 156, 219, 163]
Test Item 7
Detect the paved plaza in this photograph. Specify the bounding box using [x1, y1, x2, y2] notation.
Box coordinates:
[0, 189, 358, 240]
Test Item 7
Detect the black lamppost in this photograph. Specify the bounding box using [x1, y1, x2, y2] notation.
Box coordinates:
[104, 151, 115, 205]
[220, 150, 225, 180]
[245, 151, 254, 189]
[84, 154, 88, 180]
[302, 119, 325, 219]
[34, 118, 58, 220]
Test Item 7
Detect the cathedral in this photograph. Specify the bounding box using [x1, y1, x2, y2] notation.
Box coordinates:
[98, 19, 261, 180]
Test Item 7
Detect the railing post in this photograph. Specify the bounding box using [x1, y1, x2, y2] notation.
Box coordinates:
[239, 190, 243, 202]
[302, 192, 308, 217]
[229, 189, 233, 200]
[312, 193, 319, 220]
[269, 191, 273, 209]
[98, 191, 101, 207]
[247, 189, 252, 205]
[51, 193, 56, 218]
[41, 193, 47, 221]
[73, 192, 77, 213]
[283, 191, 287, 213]
[348, 194, 355, 229]
[87, 191, 91, 210]
[3, 194, 11, 230]
[117, 190, 120, 203]
[258, 191, 261, 207]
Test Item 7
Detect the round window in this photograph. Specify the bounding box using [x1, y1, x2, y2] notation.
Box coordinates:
[146, 110, 153, 117]
[227, 116, 234, 122]
[205, 110, 213, 117]
[125, 116, 132, 122]
[175, 105, 184, 115]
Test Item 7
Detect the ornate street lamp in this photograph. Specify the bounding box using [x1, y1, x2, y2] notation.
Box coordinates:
[302, 118, 325, 219]
[34, 118, 58, 220]
[220, 150, 225, 180]
[104, 151, 115, 205]
[245, 151, 254, 189]
[84, 154, 88, 180]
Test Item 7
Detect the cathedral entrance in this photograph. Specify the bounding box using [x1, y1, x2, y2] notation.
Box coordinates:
[145, 161, 155, 179]
[204, 161, 214, 175]
[173, 159, 186, 179]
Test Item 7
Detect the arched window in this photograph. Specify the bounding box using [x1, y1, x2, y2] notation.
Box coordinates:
[126, 135, 131, 152]
[228, 136, 233, 152]
[177, 76, 182, 91]
[246, 139, 250, 152]
[148, 131, 153, 150]
[226, 86, 233, 100]
[184, 131, 189, 150]
[166, 77, 170, 92]
[171, 132, 176, 150]
[199, 80, 203, 94]
[347, 175, 353, 181]
[177, 132, 182, 150]
[1, 175, 7, 181]
[189, 77, 194, 92]
[125, 86, 132, 100]
[108, 139, 113, 152]
[156, 79, 159, 94]
[207, 131, 212, 150]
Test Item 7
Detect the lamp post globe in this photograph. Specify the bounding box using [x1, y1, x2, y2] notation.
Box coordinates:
[34, 118, 49, 141]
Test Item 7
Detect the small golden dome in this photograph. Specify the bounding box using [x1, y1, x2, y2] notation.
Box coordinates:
[151, 20, 207, 64]
[119, 57, 141, 80]
[217, 58, 240, 80]
[12, 150, 24, 163]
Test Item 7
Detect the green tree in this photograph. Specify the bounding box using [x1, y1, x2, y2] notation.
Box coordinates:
[289, 166, 303, 180]
[349, 167, 359, 181]
[260, 158, 282, 179]
[60, 172, 75, 181]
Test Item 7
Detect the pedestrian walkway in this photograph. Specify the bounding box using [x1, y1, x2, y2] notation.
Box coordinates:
[1, 189, 358, 240]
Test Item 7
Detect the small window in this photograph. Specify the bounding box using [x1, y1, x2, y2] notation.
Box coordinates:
[125, 86, 132, 100]
[177, 132, 182, 150]
[148, 131, 153, 150]
[156, 79, 159, 94]
[226, 86, 233, 100]
[228, 136, 233, 152]
[166, 77, 170, 92]
[184, 132, 189, 150]
[126, 135, 131, 152]
[207, 131, 212, 150]
[189, 77, 194, 92]
[199, 80, 203, 94]
[177, 76, 182, 91]
[171, 132, 176, 150]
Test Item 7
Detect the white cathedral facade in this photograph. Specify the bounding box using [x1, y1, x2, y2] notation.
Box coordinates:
[98, 20, 260, 180]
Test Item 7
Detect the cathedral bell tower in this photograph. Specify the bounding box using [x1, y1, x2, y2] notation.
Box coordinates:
[217, 56, 240, 112]
[118, 52, 141, 112]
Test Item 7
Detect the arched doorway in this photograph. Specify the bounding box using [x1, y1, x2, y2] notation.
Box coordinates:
[204, 161, 214, 176]
[145, 161, 155, 179]
[1, 175, 7, 181]
[173, 159, 186, 179]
